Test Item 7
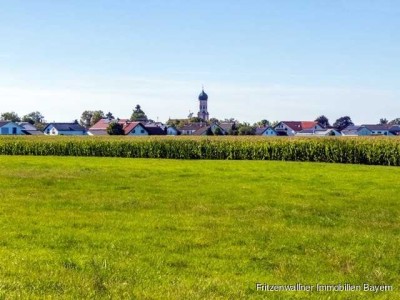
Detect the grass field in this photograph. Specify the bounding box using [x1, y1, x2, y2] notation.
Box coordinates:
[0, 156, 399, 299]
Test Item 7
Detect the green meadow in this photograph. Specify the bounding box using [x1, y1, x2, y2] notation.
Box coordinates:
[0, 156, 399, 299]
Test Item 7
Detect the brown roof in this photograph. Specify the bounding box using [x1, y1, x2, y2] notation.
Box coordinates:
[193, 126, 211, 135]
[219, 122, 234, 132]
[123, 122, 145, 134]
[89, 118, 129, 130]
[181, 124, 203, 131]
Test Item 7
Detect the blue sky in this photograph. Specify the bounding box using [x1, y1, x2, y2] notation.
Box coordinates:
[0, 0, 399, 124]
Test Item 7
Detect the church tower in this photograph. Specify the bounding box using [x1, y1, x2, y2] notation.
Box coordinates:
[197, 87, 209, 121]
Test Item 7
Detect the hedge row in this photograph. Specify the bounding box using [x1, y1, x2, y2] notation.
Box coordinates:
[0, 136, 399, 166]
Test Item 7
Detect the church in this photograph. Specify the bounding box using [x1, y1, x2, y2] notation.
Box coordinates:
[197, 87, 209, 121]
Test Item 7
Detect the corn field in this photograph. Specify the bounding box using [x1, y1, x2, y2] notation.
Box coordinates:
[0, 136, 399, 166]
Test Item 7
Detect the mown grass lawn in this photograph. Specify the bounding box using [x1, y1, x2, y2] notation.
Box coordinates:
[0, 156, 399, 299]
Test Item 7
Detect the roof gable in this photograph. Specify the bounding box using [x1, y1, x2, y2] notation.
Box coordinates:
[44, 123, 86, 132]
[0, 121, 10, 128]
[279, 121, 320, 132]
[361, 124, 391, 131]
[123, 122, 147, 134]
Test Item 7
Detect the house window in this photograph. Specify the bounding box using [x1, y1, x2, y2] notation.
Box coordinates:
[132, 129, 136, 133]
[1, 128, 9, 134]
[12, 127, 17, 134]
[141, 130, 144, 133]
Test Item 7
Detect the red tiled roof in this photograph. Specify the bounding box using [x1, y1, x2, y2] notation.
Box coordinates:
[123, 122, 143, 134]
[281, 121, 319, 131]
[181, 124, 203, 131]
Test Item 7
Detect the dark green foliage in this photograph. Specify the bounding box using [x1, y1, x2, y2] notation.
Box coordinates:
[1, 111, 21, 122]
[333, 116, 354, 131]
[105, 112, 114, 119]
[255, 119, 270, 127]
[0, 136, 399, 166]
[238, 124, 256, 135]
[106, 123, 124, 135]
[130, 105, 148, 122]
[189, 117, 203, 123]
[389, 118, 400, 125]
[80, 110, 105, 128]
[213, 127, 223, 136]
[315, 115, 330, 128]
[22, 111, 45, 125]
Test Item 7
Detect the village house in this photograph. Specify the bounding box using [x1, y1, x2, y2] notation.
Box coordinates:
[193, 122, 226, 135]
[88, 118, 167, 136]
[255, 126, 277, 136]
[361, 124, 393, 136]
[389, 125, 400, 135]
[123, 122, 149, 135]
[43, 122, 87, 135]
[0, 121, 25, 135]
[180, 123, 204, 135]
[341, 126, 372, 136]
[18, 122, 44, 135]
[166, 126, 180, 135]
[274, 121, 324, 136]
[296, 128, 342, 136]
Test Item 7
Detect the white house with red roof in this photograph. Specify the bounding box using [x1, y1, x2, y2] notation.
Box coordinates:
[274, 121, 324, 136]
[89, 118, 152, 136]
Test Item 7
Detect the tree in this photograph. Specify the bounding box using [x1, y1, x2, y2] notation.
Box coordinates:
[214, 127, 223, 136]
[1, 112, 21, 122]
[315, 115, 330, 128]
[380, 118, 388, 125]
[333, 116, 354, 131]
[22, 111, 44, 125]
[130, 105, 148, 122]
[222, 118, 238, 123]
[80, 110, 105, 128]
[92, 111, 104, 125]
[238, 123, 256, 135]
[107, 122, 124, 135]
[270, 120, 280, 128]
[255, 119, 270, 127]
[389, 118, 400, 125]
[209, 117, 219, 124]
[189, 117, 203, 123]
[105, 112, 114, 119]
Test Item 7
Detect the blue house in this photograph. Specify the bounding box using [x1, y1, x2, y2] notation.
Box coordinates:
[0, 121, 25, 135]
